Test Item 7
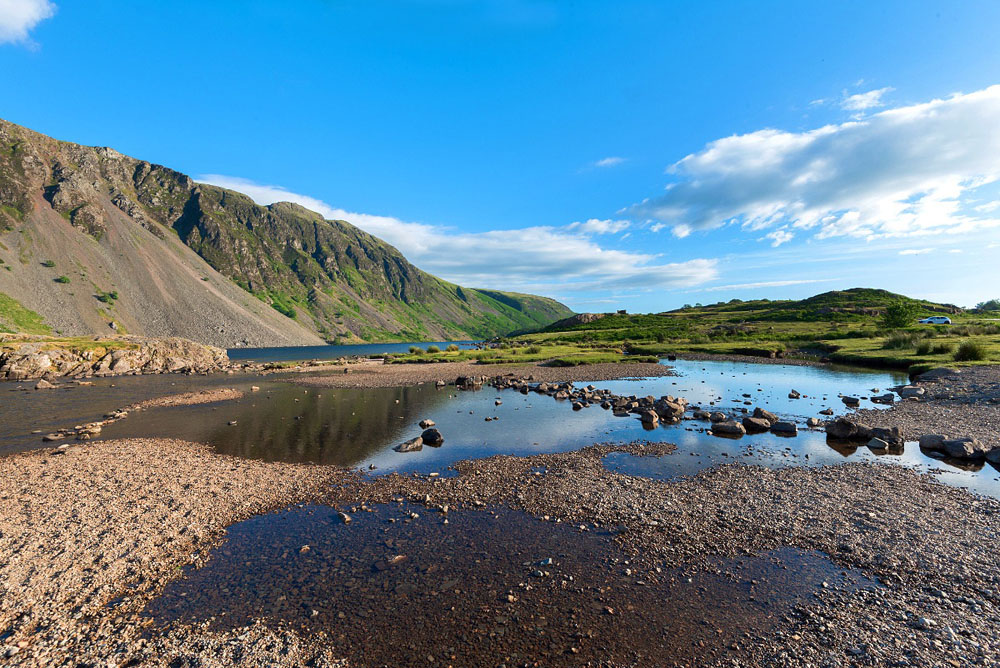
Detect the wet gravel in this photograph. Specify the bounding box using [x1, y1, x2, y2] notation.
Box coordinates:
[295, 360, 675, 389]
[857, 365, 1000, 449]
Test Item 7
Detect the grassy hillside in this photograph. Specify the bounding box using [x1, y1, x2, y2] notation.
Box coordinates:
[523, 288, 999, 374]
[0, 118, 572, 344]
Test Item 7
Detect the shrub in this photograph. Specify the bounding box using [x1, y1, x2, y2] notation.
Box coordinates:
[932, 342, 955, 355]
[954, 340, 988, 362]
[426, 345, 441, 353]
[882, 331, 919, 350]
[881, 300, 920, 329]
[525, 345, 541, 354]
[408, 346, 424, 354]
[40, 260, 55, 268]
[54, 275, 70, 284]
[914, 341, 932, 355]
[446, 344, 460, 352]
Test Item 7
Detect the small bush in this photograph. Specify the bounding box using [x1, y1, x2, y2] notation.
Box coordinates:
[426, 345, 441, 354]
[932, 342, 955, 355]
[54, 275, 70, 284]
[408, 346, 424, 354]
[954, 340, 988, 362]
[525, 345, 541, 354]
[41, 260, 55, 268]
[882, 331, 919, 350]
[446, 344, 460, 352]
[914, 341, 932, 355]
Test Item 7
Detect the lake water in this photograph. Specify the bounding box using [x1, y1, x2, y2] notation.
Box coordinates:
[227, 340, 479, 363]
[8, 357, 990, 498]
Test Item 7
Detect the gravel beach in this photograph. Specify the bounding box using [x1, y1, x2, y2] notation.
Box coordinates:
[294, 359, 675, 389]
[3, 363, 1000, 666]
[856, 365, 1000, 449]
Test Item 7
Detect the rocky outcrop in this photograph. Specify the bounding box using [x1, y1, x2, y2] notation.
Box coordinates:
[0, 335, 228, 380]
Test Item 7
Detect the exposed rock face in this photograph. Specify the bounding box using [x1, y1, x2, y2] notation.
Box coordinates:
[0, 335, 228, 380]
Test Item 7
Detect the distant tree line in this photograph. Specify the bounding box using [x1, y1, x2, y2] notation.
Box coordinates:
[976, 299, 1000, 311]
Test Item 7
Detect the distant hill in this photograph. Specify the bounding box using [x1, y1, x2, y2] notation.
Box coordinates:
[536, 288, 963, 340]
[0, 119, 572, 346]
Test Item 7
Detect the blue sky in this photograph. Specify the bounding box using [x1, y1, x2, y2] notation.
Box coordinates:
[2, 1, 1000, 311]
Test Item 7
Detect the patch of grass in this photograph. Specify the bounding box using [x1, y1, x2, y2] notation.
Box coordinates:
[0, 292, 51, 335]
[54, 275, 70, 284]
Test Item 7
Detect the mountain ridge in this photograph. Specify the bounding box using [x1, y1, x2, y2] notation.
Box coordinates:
[0, 119, 572, 345]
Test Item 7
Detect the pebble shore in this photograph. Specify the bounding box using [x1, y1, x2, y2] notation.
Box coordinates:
[3, 362, 1000, 666]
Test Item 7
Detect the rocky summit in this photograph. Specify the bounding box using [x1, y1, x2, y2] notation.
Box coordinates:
[0, 119, 572, 347]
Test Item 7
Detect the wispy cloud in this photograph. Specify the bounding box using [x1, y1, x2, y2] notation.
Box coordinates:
[197, 175, 718, 296]
[0, 0, 56, 45]
[566, 218, 630, 235]
[841, 86, 894, 111]
[631, 85, 1000, 245]
[899, 248, 934, 255]
[593, 156, 626, 168]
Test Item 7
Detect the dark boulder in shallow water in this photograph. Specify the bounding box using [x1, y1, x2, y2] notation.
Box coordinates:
[421, 429, 444, 447]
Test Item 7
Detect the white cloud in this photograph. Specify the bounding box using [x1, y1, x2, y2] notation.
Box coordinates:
[196, 175, 718, 295]
[899, 248, 933, 255]
[632, 85, 1000, 245]
[764, 229, 793, 247]
[594, 156, 626, 168]
[704, 278, 837, 292]
[0, 0, 55, 45]
[841, 86, 894, 111]
[566, 218, 630, 235]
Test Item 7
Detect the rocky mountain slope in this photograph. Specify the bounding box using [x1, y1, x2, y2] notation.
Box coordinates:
[0, 119, 572, 346]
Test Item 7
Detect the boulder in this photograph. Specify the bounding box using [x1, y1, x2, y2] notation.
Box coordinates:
[419, 419, 436, 428]
[825, 418, 871, 441]
[806, 417, 822, 428]
[709, 412, 727, 423]
[752, 407, 779, 423]
[712, 421, 746, 436]
[942, 438, 988, 460]
[841, 396, 861, 408]
[918, 434, 947, 451]
[867, 437, 889, 450]
[421, 429, 444, 447]
[870, 393, 895, 405]
[742, 417, 771, 433]
[897, 386, 925, 400]
[654, 400, 686, 420]
[34, 379, 55, 390]
[770, 421, 798, 436]
[394, 436, 423, 453]
[788, 390, 801, 399]
[638, 409, 659, 425]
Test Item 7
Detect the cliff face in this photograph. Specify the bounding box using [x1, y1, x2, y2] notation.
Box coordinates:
[0, 119, 572, 345]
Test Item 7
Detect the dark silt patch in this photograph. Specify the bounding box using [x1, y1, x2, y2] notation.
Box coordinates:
[143, 502, 876, 667]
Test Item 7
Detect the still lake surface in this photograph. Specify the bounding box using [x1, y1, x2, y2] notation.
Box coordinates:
[227, 340, 479, 363]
